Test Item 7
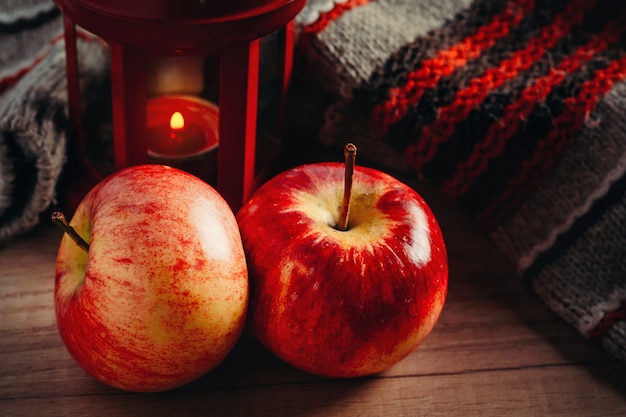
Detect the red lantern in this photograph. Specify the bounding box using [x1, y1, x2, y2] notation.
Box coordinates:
[54, 0, 305, 211]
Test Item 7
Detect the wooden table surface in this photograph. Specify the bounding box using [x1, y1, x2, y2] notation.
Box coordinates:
[2, 179, 625, 417]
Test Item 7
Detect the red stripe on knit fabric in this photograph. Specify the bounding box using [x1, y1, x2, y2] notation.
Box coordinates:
[0, 33, 64, 94]
[0, 56, 48, 94]
[0, 31, 95, 94]
[441, 14, 625, 199]
[476, 53, 626, 228]
[588, 302, 626, 340]
[370, 0, 535, 136]
[300, 0, 371, 36]
[405, 0, 595, 173]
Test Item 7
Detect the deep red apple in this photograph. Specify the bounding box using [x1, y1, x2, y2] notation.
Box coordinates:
[53, 164, 248, 392]
[236, 145, 448, 378]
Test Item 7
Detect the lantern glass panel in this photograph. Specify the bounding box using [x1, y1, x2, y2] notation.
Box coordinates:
[256, 30, 282, 178]
[145, 55, 220, 185]
[74, 29, 114, 179]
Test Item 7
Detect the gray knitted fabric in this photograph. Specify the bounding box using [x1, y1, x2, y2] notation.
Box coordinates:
[295, 0, 626, 361]
[0, 1, 108, 243]
[0, 0, 55, 24]
[0, 1, 59, 84]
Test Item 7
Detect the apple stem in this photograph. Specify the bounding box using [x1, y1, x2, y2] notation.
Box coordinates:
[338, 143, 357, 231]
[51, 211, 90, 252]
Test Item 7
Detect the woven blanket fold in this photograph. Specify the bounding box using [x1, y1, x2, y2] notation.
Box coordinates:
[295, 0, 626, 361]
[0, 1, 108, 243]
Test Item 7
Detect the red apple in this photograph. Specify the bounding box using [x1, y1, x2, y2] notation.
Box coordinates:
[236, 146, 448, 378]
[53, 164, 248, 392]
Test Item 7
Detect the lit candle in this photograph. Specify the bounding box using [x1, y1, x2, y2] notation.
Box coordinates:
[147, 95, 219, 181]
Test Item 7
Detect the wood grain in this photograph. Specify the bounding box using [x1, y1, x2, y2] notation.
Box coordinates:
[1, 182, 625, 416]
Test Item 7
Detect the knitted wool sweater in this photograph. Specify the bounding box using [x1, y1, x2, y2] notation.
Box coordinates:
[295, 0, 626, 362]
[0, 0, 107, 243]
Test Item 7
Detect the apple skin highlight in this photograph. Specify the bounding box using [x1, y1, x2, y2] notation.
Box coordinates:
[54, 165, 248, 392]
[237, 162, 448, 378]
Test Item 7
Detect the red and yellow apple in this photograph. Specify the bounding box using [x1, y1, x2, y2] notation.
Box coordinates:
[236, 147, 448, 378]
[53, 164, 248, 392]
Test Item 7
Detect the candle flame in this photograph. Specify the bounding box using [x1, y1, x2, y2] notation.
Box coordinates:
[169, 112, 185, 130]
